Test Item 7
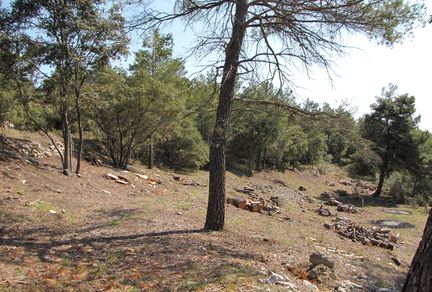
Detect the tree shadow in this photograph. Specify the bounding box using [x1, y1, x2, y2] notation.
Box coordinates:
[318, 191, 399, 208]
[357, 261, 407, 291]
[0, 223, 260, 290]
[0, 135, 23, 161]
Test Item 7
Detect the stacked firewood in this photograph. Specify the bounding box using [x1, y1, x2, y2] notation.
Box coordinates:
[226, 196, 281, 215]
[324, 199, 360, 214]
[324, 217, 399, 250]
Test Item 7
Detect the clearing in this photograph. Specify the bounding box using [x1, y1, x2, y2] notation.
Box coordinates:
[0, 130, 428, 291]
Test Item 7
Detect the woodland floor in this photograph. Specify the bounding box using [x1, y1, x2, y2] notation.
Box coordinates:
[0, 129, 428, 291]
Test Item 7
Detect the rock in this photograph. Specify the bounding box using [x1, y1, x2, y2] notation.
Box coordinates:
[277, 281, 297, 290]
[326, 180, 336, 186]
[339, 280, 364, 291]
[298, 185, 307, 191]
[391, 257, 401, 266]
[320, 192, 334, 201]
[173, 176, 181, 181]
[303, 280, 319, 291]
[317, 206, 331, 216]
[273, 179, 287, 187]
[266, 271, 289, 284]
[339, 180, 352, 186]
[307, 268, 320, 280]
[309, 252, 335, 269]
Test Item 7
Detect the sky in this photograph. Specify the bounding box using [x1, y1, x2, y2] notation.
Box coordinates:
[134, 1, 432, 132]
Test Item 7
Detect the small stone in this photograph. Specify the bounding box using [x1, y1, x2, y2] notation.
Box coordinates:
[56, 189, 61, 193]
[298, 185, 307, 191]
[49, 210, 57, 214]
[176, 212, 183, 215]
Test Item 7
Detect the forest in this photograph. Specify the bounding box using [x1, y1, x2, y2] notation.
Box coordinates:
[1, 0, 432, 291]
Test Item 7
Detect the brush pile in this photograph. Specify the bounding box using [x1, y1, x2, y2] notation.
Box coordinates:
[324, 216, 399, 250]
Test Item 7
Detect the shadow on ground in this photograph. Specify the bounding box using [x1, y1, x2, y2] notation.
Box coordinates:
[319, 191, 400, 208]
[0, 221, 260, 290]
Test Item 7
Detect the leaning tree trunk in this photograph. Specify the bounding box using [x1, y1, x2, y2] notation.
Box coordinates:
[373, 166, 386, 197]
[204, 0, 248, 231]
[402, 209, 432, 291]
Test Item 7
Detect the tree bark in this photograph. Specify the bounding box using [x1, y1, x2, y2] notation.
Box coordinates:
[204, 0, 248, 231]
[75, 98, 83, 175]
[402, 209, 432, 291]
[62, 104, 71, 176]
[256, 149, 261, 170]
[148, 136, 154, 169]
[373, 166, 386, 197]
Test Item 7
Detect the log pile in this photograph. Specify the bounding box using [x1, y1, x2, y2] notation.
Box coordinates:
[324, 217, 398, 250]
[227, 196, 281, 215]
[316, 205, 332, 216]
[324, 199, 360, 214]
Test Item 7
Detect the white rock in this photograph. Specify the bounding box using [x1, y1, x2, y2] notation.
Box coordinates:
[303, 280, 319, 291]
[277, 281, 297, 290]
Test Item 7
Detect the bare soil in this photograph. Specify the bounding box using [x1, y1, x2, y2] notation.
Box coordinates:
[0, 130, 428, 291]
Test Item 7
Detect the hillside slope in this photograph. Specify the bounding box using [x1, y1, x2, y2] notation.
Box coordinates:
[0, 130, 428, 291]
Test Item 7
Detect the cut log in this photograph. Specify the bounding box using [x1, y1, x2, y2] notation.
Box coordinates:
[115, 179, 129, 185]
[118, 175, 129, 183]
[249, 201, 263, 212]
[137, 174, 149, 180]
[227, 197, 248, 210]
[105, 173, 119, 180]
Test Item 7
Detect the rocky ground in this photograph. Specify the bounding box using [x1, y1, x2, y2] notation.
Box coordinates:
[0, 130, 428, 291]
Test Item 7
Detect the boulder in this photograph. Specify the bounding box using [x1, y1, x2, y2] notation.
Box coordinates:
[309, 252, 335, 269]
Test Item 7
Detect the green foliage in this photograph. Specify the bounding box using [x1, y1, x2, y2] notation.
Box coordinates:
[90, 30, 187, 169]
[0, 73, 15, 126]
[280, 125, 308, 170]
[361, 84, 419, 196]
[157, 119, 209, 170]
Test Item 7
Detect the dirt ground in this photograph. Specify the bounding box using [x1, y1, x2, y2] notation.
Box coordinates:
[0, 130, 428, 291]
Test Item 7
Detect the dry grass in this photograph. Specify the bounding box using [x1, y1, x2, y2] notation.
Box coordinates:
[0, 130, 428, 291]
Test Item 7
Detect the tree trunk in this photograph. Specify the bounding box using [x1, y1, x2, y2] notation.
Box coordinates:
[204, 0, 248, 231]
[62, 104, 71, 176]
[402, 209, 432, 291]
[256, 149, 261, 170]
[75, 98, 83, 175]
[373, 166, 386, 197]
[262, 146, 267, 170]
[148, 136, 154, 169]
